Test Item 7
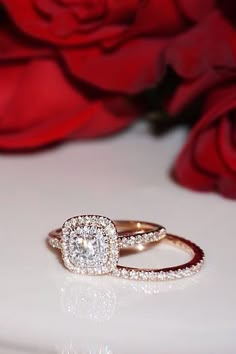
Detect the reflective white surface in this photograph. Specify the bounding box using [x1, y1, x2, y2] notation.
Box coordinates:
[0, 124, 235, 354]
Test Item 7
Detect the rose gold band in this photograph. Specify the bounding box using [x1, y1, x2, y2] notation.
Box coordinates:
[48, 216, 204, 281]
[48, 220, 166, 249]
[113, 233, 205, 281]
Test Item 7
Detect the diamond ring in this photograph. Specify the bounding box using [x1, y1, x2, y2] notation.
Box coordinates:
[113, 234, 205, 281]
[48, 215, 204, 280]
[48, 215, 166, 275]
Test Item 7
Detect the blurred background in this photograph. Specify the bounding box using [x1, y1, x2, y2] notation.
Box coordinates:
[0, 0, 235, 198]
[0, 1, 235, 354]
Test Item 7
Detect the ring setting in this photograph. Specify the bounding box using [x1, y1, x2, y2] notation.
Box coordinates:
[48, 214, 205, 281]
[61, 215, 119, 275]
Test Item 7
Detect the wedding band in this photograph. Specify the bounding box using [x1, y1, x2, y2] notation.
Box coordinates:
[48, 215, 166, 251]
[113, 234, 204, 281]
[48, 215, 204, 280]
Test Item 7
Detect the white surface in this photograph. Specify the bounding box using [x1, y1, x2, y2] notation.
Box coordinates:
[0, 123, 235, 354]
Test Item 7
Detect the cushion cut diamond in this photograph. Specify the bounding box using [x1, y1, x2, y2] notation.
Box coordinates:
[61, 215, 119, 275]
[69, 226, 108, 267]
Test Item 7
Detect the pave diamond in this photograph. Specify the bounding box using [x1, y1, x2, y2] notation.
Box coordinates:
[118, 227, 166, 248]
[61, 215, 119, 275]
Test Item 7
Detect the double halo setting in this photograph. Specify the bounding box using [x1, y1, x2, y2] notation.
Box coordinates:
[61, 215, 119, 275]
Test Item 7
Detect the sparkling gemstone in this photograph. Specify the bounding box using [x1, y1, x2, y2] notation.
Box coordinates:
[61, 215, 119, 275]
[68, 227, 108, 267]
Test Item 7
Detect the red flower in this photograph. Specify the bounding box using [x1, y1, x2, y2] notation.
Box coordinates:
[164, 10, 236, 198]
[174, 82, 236, 199]
[0, 0, 215, 149]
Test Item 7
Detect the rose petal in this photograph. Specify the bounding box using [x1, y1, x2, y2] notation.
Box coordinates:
[194, 123, 225, 175]
[166, 71, 219, 116]
[178, 0, 216, 23]
[217, 175, 236, 198]
[0, 59, 137, 149]
[174, 82, 236, 198]
[71, 95, 138, 138]
[0, 59, 89, 130]
[1, 0, 126, 45]
[62, 38, 166, 94]
[0, 64, 25, 115]
[174, 134, 216, 191]
[218, 114, 236, 172]
[0, 25, 51, 60]
[166, 11, 236, 79]
[128, 0, 190, 36]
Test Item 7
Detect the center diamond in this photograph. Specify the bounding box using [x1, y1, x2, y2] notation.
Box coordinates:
[76, 237, 96, 259]
[69, 226, 108, 267]
[61, 215, 119, 275]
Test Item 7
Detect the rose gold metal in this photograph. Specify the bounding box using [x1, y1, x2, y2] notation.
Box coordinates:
[48, 219, 166, 249]
[47, 216, 205, 281]
[114, 233, 205, 281]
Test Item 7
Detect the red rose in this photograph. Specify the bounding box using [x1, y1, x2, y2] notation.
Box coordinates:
[165, 11, 236, 115]
[0, 0, 215, 149]
[162, 10, 236, 198]
[174, 82, 236, 199]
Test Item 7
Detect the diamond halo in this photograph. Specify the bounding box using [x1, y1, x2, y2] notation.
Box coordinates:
[61, 215, 119, 275]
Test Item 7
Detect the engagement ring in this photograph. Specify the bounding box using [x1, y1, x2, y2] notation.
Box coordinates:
[48, 215, 204, 281]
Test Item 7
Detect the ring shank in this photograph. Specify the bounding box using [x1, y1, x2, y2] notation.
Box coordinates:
[48, 220, 166, 249]
[114, 234, 205, 281]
